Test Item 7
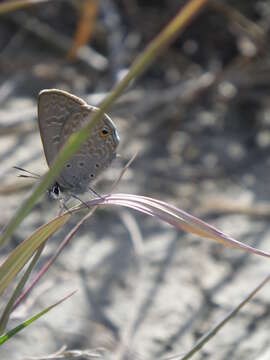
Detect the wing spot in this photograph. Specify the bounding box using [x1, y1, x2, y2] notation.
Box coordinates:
[100, 126, 111, 138]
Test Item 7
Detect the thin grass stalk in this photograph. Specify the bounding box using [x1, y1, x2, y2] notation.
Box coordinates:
[179, 274, 270, 360]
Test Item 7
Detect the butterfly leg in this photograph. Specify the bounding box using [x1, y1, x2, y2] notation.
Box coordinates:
[70, 193, 90, 209]
[58, 196, 72, 215]
[88, 186, 104, 199]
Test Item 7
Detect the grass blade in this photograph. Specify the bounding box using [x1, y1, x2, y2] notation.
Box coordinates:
[179, 275, 270, 359]
[0, 244, 45, 334]
[70, 193, 270, 258]
[0, 213, 70, 296]
[0, 290, 76, 346]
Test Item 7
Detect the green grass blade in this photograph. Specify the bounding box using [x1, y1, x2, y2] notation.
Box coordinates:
[0, 0, 209, 246]
[0, 213, 70, 296]
[0, 290, 76, 346]
[0, 244, 45, 334]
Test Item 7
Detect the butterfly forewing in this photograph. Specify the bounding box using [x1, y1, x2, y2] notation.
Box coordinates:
[38, 89, 87, 166]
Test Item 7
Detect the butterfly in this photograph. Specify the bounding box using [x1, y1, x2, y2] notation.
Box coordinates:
[38, 89, 120, 200]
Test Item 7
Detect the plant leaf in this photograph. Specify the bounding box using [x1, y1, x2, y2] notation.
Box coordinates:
[0, 213, 70, 296]
[70, 193, 270, 258]
[0, 290, 76, 346]
[0, 244, 45, 334]
[104, 194, 270, 257]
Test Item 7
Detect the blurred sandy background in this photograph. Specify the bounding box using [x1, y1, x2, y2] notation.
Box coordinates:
[1, 1, 270, 359]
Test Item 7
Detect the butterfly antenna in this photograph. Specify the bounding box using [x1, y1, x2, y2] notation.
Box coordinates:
[17, 174, 40, 180]
[13, 166, 41, 179]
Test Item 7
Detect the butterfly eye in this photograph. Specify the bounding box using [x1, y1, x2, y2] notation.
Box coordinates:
[53, 185, 59, 196]
[49, 182, 62, 200]
[100, 127, 110, 138]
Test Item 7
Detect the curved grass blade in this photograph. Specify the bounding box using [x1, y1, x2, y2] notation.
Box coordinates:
[12, 209, 95, 310]
[0, 290, 76, 346]
[67, 193, 270, 258]
[0, 213, 70, 296]
[0, 244, 45, 334]
[0, 0, 209, 245]
[100, 194, 270, 258]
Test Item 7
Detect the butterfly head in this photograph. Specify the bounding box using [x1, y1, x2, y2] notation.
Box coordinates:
[48, 182, 64, 200]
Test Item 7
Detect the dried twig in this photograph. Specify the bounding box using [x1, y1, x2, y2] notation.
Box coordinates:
[9, 11, 108, 71]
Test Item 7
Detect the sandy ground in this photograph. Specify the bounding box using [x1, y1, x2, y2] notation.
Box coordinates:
[1, 1, 270, 359]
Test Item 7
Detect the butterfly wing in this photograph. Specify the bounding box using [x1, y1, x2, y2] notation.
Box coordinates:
[38, 89, 87, 166]
[57, 106, 120, 193]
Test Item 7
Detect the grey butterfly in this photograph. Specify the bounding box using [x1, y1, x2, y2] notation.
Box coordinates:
[38, 89, 120, 199]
